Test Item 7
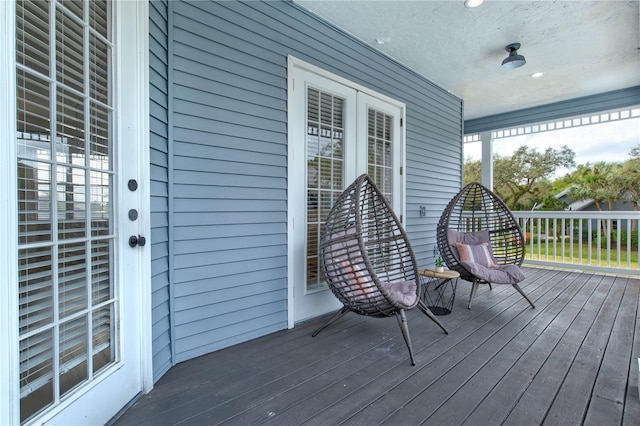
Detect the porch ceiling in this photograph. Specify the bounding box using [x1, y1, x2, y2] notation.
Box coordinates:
[295, 0, 640, 121]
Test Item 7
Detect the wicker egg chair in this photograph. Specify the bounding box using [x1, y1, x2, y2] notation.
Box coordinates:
[436, 182, 535, 309]
[311, 174, 448, 365]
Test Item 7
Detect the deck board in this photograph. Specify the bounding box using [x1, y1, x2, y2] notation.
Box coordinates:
[584, 276, 639, 426]
[114, 267, 640, 426]
[460, 270, 594, 425]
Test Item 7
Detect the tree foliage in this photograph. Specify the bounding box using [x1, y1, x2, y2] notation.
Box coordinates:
[606, 144, 639, 211]
[463, 156, 482, 186]
[611, 160, 640, 211]
[564, 145, 640, 212]
[464, 145, 576, 210]
[565, 162, 622, 211]
[464, 143, 640, 212]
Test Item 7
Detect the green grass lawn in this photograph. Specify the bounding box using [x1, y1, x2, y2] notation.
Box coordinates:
[524, 241, 639, 269]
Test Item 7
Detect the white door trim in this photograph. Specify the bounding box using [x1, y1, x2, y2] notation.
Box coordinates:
[118, 0, 153, 396]
[0, 0, 19, 423]
[286, 56, 407, 328]
[287, 61, 357, 326]
[288, 56, 406, 110]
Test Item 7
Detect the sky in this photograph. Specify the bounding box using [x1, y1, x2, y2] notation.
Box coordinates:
[464, 114, 640, 179]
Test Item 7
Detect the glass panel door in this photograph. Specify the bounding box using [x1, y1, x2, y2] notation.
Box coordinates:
[13, 1, 143, 423]
[289, 62, 405, 324]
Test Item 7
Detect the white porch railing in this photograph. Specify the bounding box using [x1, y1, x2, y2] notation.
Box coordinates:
[512, 211, 640, 275]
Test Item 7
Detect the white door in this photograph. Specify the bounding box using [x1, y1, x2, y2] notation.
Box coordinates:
[288, 60, 405, 325]
[1, 1, 149, 424]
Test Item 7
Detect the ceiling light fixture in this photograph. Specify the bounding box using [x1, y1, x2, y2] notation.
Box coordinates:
[501, 43, 527, 70]
[530, 72, 544, 78]
[464, 0, 484, 8]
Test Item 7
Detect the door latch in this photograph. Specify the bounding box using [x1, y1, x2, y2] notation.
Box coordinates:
[129, 235, 146, 248]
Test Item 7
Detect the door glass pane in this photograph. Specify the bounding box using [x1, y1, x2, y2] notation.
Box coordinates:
[367, 108, 393, 201]
[19, 329, 54, 422]
[16, 1, 114, 422]
[19, 247, 54, 335]
[92, 305, 114, 373]
[16, 0, 49, 76]
[57, 166, 86, 241]
[91, 239, 112, 305]
[306, 88, 345, 291]
[56, 8, 84, 93]
[59, 315, 88, 395]
[58, 242, 88, 318]
[367, 108, 395, 265]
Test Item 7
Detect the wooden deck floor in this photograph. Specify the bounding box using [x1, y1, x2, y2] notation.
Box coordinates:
[115, 267, 640, 425]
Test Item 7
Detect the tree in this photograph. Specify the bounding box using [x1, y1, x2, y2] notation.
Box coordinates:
[538, 193, 569, 211]
[463, 156, 482, 186]
[493, 145, 575, 210]
[566, 162, 623, 211]
[609, 145, 640, 220]
[463, 146, 576, 210]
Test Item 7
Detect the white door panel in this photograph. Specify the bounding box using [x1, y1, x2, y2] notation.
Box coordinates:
[2, 2, 148, 424]
[289, 68, 356, 323]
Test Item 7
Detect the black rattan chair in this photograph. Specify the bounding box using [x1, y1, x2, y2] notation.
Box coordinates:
[312, 174, 448, 365]
[436, 182, 535, 309]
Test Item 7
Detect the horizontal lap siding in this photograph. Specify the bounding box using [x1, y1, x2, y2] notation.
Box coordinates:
[149, 0, 172, 381]
[244, 0, 463, 268]
[165, 0, 462, 363]
[171, 0, 289, 362]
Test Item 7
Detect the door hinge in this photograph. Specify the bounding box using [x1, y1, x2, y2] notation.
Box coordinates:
[400, 214, 403, 224]
[400, 118, 403, 127]
[400, 166, 403, 175]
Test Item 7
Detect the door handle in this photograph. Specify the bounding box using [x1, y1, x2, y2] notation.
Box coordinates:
[129, 235, 146, 248]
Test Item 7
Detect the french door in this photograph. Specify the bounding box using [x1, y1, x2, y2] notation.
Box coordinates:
[288, 59, 405, 324]
[1, 1, 149, 424]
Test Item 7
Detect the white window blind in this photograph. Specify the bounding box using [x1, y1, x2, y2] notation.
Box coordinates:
[306, 87, 345, 291]
[16, 1, 114, 423]
[366, 108, 393, 199]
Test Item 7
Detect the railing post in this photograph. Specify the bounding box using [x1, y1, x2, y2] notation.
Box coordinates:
[480, 131, 493, 190]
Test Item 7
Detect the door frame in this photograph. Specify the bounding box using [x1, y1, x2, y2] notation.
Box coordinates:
[0, 1, 152, 424]
[0, 1, 18, 423]
[114, 0, 153, 399]
[286, 56, 407, 328]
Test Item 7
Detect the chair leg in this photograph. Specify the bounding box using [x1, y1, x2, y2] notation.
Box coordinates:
[311, 307, 350, 337]
[396, 309, 416, 366]
[417, 300, 449, 335]
[512, 284, 535, 309]
[468, 281, 480, 309]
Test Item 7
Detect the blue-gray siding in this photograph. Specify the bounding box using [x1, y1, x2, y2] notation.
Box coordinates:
[149, 0, 463, 377]
[149, 0, 172, 382]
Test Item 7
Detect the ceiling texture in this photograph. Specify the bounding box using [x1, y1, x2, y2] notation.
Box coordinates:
[295, 0, 640, 121]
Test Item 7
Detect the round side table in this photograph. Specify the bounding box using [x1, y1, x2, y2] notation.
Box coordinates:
[419, 268, 460, 315]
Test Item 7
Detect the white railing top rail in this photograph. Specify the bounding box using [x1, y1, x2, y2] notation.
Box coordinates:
[513, 210, 639, 220]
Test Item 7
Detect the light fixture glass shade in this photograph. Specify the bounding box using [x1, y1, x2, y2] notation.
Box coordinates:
[501, 43, 526, 69]
[464, 0, 484, 8]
